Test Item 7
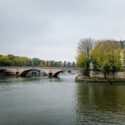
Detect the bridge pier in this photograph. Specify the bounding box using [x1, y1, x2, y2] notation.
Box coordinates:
[16, 72, 19, 76]
[48, 72, 53, 77]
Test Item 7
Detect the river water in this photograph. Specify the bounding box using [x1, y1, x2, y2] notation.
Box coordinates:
[0, 75, 125, 125]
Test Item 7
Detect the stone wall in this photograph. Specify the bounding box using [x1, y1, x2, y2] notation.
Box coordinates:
[90, 71, 125, 79]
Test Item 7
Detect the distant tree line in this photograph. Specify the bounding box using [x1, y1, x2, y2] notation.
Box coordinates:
[0, 54, 76, 67]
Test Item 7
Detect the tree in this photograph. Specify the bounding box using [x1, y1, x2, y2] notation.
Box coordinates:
[67, 62, 71, 67]
[77, 38, 94, 76]
[0, 56, 11, 66]
[77, 53, 89, 75]
[72, 62, 75, 67]
[91, 40, 122, 78]
[63, 61, 67, 67]
[8, 54, 14, 66]
[78, 38, 94, 55]
[32, 58, 41, 66]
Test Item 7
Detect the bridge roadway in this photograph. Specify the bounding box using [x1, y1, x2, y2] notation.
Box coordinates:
[0, 66, 83, 77]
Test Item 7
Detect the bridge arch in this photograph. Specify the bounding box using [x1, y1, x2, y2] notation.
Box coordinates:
[20, 69, 48, 77]
[53, 70, 78, 77]
[53, 70, 64, 77]
[0, 69, 14, 76]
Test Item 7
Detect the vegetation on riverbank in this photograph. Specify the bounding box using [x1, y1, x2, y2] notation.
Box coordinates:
[76, 38, 124, 79]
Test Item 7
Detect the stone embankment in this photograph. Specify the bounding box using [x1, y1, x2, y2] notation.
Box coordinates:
[75, 75, 125, 84]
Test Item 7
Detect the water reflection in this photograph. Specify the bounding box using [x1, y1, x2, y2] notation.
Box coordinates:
[76, 83, 125, 125]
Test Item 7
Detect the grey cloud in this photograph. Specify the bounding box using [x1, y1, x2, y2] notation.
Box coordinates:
[0, 0, 125, 61]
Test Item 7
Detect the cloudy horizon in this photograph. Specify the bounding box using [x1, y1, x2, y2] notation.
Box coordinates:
[0, 0, 125, 61]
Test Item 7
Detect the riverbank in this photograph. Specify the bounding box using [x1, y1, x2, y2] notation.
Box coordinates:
[75, 76, 125, 84]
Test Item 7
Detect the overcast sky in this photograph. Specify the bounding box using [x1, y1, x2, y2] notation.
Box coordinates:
[0, 0, 125, 61]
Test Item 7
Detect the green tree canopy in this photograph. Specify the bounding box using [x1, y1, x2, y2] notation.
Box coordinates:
[77, 53, 89, 75]
[91, 40, 122, 78]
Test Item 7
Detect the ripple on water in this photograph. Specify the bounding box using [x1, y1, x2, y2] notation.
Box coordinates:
[0, 77, 125, 125]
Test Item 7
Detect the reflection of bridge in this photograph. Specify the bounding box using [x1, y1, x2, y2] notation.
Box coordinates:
[0, 66, 83, 77]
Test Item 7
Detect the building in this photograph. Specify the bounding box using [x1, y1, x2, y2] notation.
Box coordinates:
[120, 40, 125, 49]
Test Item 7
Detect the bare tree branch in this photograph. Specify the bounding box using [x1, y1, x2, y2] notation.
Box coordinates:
[78, 38, 94, 55]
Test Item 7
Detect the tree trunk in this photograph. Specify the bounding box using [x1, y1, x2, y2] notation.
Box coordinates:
[112, 73, 115, 79]
[86, 62, 90, 77]
[104, 73, 107, 79]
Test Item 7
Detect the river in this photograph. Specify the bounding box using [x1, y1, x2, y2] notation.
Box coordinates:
[0, 74, 125, 125]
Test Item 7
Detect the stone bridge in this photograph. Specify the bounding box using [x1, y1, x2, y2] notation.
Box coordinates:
[0, 66, 83, 77]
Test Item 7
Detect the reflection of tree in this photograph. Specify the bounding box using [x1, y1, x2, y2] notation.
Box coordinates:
[75, 84, 125, 124]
